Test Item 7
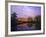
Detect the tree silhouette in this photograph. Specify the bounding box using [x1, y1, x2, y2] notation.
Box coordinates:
[11, 12, 18, 31]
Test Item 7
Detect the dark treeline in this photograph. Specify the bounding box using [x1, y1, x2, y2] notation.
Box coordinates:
[28, 16, 41, 30]
[35, 16, 41, 30]
[11, 12, 18, 31]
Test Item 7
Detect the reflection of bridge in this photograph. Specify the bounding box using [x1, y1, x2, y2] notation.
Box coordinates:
[17, 21, 37, 30]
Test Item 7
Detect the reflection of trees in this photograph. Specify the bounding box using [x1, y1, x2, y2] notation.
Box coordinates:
[11, 12, 18, 31]
[28, 16, 41, 30]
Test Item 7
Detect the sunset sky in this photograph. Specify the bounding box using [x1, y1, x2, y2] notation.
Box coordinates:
[11, 5, 41, 18]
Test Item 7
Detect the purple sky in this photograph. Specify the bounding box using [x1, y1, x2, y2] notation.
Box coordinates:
[11, 5, 41, 18]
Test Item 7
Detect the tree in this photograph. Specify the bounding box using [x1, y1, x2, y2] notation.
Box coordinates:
[11, 12, 18, 31]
